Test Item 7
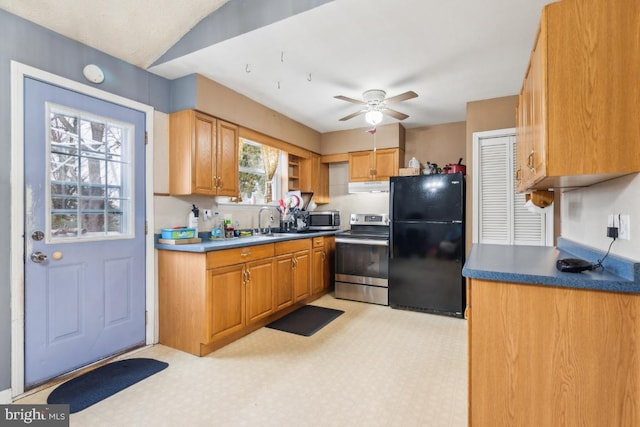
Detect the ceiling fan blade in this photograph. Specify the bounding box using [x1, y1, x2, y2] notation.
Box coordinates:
[384, 91, 418, 105]
[382, 107, 409, 121]
[334, 95, 366, 105]
[339, 109, 367, 121]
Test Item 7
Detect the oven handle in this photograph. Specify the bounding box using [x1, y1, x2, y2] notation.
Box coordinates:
[335, 238, 389, 246]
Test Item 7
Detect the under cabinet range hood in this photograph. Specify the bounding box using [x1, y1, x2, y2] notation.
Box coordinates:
[348, 181, 390, 193]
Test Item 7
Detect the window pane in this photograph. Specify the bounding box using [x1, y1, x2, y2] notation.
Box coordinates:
[48, 104, 133, 241]
[238, 138, 284, 204]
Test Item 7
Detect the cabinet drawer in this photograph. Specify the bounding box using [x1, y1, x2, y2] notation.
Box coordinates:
[312, 237, 324, 248]
[275, 238, 311, 255]
[207, 244, 274, 269]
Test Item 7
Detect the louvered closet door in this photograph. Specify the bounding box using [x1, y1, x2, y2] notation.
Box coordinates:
[479, 138, 510, 244]
[477, 133, 547, 246]
[511, 139, 546, 245]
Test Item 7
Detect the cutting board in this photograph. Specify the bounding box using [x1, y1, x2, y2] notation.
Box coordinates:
[158, 237, 202, 245]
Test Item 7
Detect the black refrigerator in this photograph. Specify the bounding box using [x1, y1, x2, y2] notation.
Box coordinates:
[388, 173, 465, 317]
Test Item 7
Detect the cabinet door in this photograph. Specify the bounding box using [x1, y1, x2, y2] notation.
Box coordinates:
[193, 112, 217, 195]
[207, 264, 245, 342]
[274, 254, 294, 310]
[324, 236, 335, 290]
[373, 148, 400, 180]
[216, 120, 239, 197]
[311, 247, 325, 295]
[316, 158, 330, 204]
[300, 153, 329, 203]
[245, 258, 275, 325]
[515, 94, 528, 192]
[349, 151, 375, 181]
[528, 24, 546, 186]
[292, 250, 311, 302]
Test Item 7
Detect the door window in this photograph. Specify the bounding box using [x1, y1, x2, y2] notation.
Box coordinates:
[47, 103, 134, 242]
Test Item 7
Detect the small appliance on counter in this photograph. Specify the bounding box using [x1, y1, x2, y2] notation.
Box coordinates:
[307, 210, 341, 231]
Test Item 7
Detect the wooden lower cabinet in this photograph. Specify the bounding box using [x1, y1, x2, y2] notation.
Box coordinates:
[244, 258, 275, 325]
[468, 278, 640, 427]
[311, 236, 334, 295]
[275, 239, 311, 304]
[207, 264, 245, 343]
[159, 237, 332, 356]
[274, 255, 295, 310]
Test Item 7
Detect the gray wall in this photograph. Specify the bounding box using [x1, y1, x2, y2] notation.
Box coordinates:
[0, 9, 171, 392]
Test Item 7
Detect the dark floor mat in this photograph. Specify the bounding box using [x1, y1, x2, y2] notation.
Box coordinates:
[266, 305, 344, 336]
[47, 358, 168, 413]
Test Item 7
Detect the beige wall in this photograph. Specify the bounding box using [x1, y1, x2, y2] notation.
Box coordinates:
[561, 174, 640, 260]
[194, 75, 322, 153]
[320, 123, 406, 154]
[405, 121, 466, 171]
[465, 95, 518, 253]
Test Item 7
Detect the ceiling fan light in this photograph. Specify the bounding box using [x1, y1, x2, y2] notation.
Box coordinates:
[365, 110, 383, 125]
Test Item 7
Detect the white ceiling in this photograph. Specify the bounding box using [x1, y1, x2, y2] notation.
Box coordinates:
[1, 0, 552, 133]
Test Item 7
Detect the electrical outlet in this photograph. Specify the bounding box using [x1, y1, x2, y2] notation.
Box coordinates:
[618, 214, 631, 240]
[203, 209, 212, 221]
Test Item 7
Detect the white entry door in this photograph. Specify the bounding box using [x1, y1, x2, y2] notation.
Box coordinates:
[23, 77, 147, 388]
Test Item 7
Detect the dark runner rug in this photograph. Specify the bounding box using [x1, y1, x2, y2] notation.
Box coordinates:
[266, 305, 344, 336]
[47, 358, 168, 413]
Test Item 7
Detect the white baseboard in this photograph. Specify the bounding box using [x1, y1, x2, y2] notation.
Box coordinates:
[0, 388, 12, 404]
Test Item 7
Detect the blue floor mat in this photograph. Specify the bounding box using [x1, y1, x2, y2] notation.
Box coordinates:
[47, 358, 168, 413]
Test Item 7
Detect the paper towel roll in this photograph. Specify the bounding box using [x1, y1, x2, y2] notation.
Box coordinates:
[525, 199, 550, 213]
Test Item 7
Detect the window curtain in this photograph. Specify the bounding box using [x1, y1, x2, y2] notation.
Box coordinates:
[261, 145, 280, 203]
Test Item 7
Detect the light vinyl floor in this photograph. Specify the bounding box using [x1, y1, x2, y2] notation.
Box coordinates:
[17, 294, 468, 427]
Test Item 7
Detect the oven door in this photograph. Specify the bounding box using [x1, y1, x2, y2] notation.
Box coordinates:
[335, 237, 389, 286]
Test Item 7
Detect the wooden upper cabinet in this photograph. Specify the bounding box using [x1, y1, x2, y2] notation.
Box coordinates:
[516, 0, 640, 191]
[349, 148, 401, 181]
[169, 110, 239, 196]
[216, 119, 239, 196]
[300, 152, 329, 204]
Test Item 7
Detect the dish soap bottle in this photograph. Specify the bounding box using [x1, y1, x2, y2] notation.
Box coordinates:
[211, 211, 223, 239]
[188, 204, 199, 233]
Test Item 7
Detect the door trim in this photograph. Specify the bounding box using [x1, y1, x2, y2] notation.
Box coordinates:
[472, 128, 554, 246]
[10, 61, 156, 398]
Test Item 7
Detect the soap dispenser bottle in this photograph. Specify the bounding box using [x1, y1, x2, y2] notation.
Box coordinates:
[211, 211, 223, 239]
[188, 204, 199, 233]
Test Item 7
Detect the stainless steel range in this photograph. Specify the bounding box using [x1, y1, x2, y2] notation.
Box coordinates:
[335, 213, 389, 305]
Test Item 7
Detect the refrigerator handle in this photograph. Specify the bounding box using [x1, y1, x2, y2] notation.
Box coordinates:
[388, 179, 394, 259]
[389, 228, 394, 259]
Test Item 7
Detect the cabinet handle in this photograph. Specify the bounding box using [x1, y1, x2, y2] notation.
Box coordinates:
[321, 251, 326, 261]
[218, 177, 223, 189]
[246, 268, 251, 282]
[515, 167, 522, 182]
[241, 249, 250, 257]
[527, 150, 535, 171]
[242, 267, 247, 285]
[292, 256, 297, 269]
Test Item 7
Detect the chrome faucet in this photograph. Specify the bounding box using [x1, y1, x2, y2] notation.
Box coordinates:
[258, 206, 279, 235]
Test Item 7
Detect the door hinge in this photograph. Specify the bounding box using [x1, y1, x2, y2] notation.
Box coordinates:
[144, 131, 148, 145]
[145, 310, 148, 325]
[145, 221, 148, 235]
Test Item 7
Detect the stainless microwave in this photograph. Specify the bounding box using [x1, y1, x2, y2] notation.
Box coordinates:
[307, 210, 341, 231]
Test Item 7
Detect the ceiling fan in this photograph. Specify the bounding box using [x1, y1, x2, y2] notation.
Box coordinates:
[334, 89, 418, 125]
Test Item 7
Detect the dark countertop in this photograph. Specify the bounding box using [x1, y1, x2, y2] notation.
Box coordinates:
[155, 230, 342, 253]
[463, 237, 640, 293]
